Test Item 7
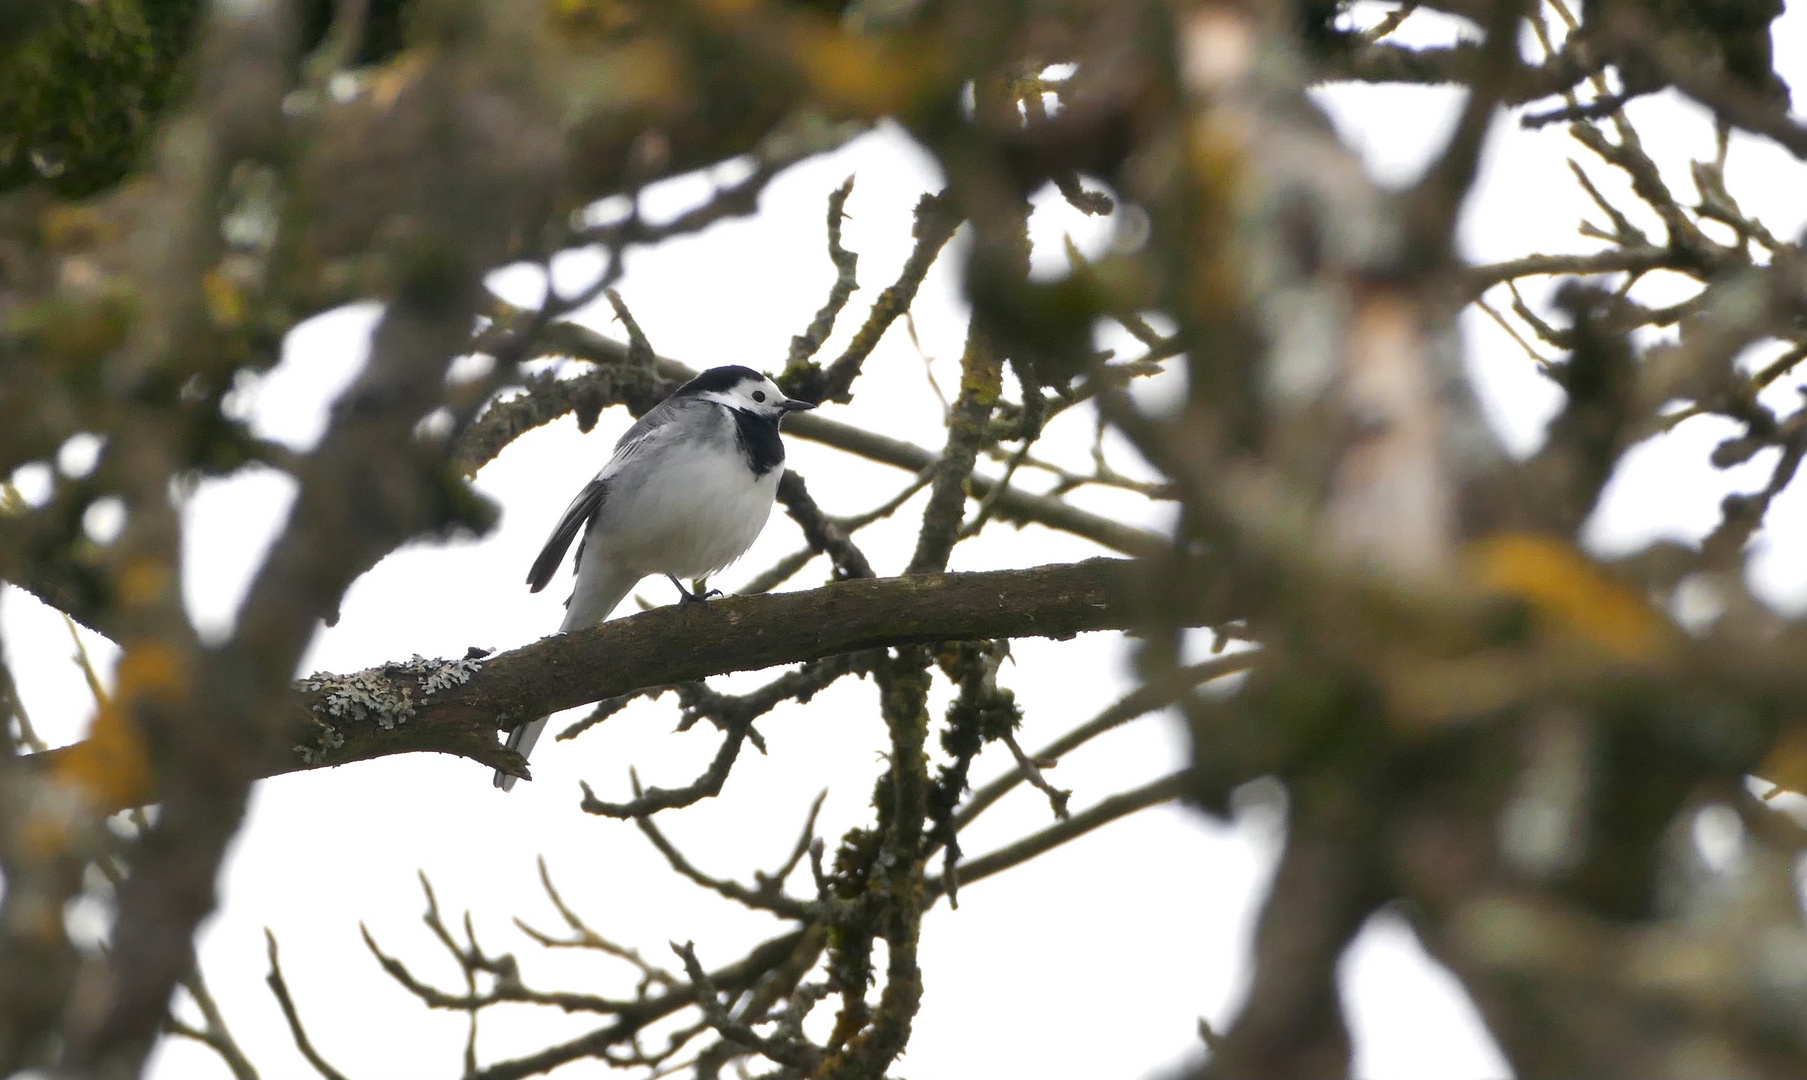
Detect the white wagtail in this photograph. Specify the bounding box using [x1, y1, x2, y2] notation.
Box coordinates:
[494, 365, 816, 790]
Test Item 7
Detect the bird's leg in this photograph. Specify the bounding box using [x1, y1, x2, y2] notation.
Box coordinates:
[667, 575, 723, 606]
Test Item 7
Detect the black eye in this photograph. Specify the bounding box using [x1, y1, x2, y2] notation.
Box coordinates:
[752, 391, 766, 402]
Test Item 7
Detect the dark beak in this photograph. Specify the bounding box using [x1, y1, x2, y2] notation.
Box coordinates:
[780, 398, 816, 413]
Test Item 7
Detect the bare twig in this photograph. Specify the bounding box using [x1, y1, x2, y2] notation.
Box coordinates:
[786, 177, 861, 371]
[931, 772, 1191, 900]
[797, 192, 961, 405]
[628, 782, 813, 918]
[1360, 2, 1419, 44]
[953, 652, 1257, 834]
[265, 931, 348, 1080]
[999, 729, 1071, 821]
[671, 942, 824, 1074]
[163, 967, 259, 1080]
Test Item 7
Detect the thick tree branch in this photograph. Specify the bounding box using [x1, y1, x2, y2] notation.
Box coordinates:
[24, 559, 1169, 796]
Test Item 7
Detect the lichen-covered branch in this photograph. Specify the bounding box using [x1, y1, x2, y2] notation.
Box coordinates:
[23, 559, 1163, 796]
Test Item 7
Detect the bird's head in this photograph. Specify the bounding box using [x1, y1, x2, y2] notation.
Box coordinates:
[680, 365, 816, 424]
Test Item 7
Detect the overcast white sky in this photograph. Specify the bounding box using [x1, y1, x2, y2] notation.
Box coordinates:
[6, 4, 1807, 1078]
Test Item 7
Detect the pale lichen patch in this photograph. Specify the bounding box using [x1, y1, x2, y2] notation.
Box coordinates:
[400, 652, 487, 696]
[294, 649, 490, 762]
[300, 667, 415, 730]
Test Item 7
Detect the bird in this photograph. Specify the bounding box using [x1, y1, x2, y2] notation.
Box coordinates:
[494, 365, 816, 790]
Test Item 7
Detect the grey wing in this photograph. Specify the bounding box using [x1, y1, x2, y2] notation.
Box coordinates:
[523, 399, 702, 593]
[526, 478, 606, 592]
[606, 393, 712, 458]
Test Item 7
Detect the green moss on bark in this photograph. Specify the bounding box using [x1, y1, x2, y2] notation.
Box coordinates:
[0, 0, 204, 198]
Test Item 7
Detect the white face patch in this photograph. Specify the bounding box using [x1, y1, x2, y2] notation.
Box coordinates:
[699, 376, 787, 417]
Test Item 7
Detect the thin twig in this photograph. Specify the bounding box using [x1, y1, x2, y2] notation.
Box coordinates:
[806, 192, 961, 404]
[265, 930, 349, 1080]
[786, 177, 860, 370]
[163, 965, 260, 1080]
[999, 729, 1071, 821]
[952, 652, 1256, 834]
[1360, 1, 1419, 44]
[671, 942, 824, 1073]
[931, 772, 1191, 899]
[629, 779, 812, 918]
[1476, 295, 1552, 369]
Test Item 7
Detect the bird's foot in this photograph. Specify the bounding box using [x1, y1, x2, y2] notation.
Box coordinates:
[668, 576, 723, 607]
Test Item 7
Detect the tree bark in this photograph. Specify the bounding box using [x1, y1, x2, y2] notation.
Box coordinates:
[25, 558, 1183, 802]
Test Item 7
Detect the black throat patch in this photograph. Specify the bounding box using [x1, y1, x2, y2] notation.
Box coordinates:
[728, 407, 786, 477]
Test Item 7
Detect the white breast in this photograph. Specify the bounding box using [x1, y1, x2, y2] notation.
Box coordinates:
[589, 440, 781, 582]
